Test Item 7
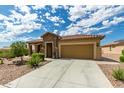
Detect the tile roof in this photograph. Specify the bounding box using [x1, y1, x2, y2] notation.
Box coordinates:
[27, 39, 43, 44]
[102, 40, 124, 47]
[61, 34, 105, 40]
[27, 32, 105, 44]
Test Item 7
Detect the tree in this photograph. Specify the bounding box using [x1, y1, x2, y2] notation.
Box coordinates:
[10, 41, 28, 63]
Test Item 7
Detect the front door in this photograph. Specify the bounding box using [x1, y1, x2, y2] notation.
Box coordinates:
[46, 43, 52, 58]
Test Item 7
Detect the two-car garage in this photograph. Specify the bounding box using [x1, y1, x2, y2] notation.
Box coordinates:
[59, 43, 95, 59]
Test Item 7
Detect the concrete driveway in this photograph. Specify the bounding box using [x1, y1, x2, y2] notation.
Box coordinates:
[4, 59, 113, 88]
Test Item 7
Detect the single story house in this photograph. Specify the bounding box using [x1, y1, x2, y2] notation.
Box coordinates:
[27, 32, 105, 59]
[102, 39, 124, 55]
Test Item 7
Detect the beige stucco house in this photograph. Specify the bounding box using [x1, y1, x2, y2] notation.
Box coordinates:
[102, 40, 124, 55]
[27, 32, 105, 60]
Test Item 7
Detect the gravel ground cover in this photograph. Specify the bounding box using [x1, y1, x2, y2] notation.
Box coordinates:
[0, 57, 50, 85]
[99, 64, 124, 88]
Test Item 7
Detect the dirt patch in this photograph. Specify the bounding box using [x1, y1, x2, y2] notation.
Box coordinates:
[0, 60, 51, 85]
[99, 64, 124, 88]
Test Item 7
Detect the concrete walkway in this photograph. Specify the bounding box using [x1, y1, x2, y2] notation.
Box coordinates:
[4, 59, 113, 88]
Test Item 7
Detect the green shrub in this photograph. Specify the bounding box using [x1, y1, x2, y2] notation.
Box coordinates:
[120, 49, 124, 63]
[28, 53, 44, 68]
[39, 53, 45, 61]
[32, 53, 44, 61]
[28, 56, 41, 68]
[0, 49, 15, 59]
[24, 48, 29, 56]
[122, 50, 124, 56]
[112, 68, 124, 80]
[120, 56, 124, 62]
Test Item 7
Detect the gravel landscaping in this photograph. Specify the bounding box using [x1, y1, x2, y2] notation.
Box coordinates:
[0, 58, 50, 85]
[99, 64, 124, 88]
[0, 63, 32, 85]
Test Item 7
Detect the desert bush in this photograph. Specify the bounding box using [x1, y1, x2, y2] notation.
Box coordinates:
[28, 55, 41, 68]
[28, 53, 44, 68]
[122, 50, 124, 56]
[32, 53, 44, 61]
[112, 68, 124, 80]
[23, 48, 29, 56]
[120, 56, 124, 63]
[120, 49, 124, 62]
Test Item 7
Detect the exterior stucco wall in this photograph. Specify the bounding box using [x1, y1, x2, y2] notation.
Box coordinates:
[96, 47, 101, 59]
[102, 45, 124, 55]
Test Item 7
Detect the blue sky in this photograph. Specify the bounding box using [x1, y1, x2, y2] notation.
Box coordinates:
[0, 5, 124, 48]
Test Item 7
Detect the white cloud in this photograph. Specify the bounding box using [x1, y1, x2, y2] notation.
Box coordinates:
[66, 23, 73, 29]
[44, 12, 65, 23]
[54, 23, 59, 26]
[98, 31, 113, 35]
[105, 31, 113, 34]
[0, 6, 41, 42]
[51, 5, 70, 13]
[15, 36, 35, 41]
[102, 17, 124, 27]
[31, 5, 45, 10]
[69, 6, 86, 21]
[102, 20, 109, 26]
[15, 5, 31, 14]
[61, 20, 65, 23]
[68, 5, 108, 21]
[75, 6, 124, 28]
[40, 19, 45, 22]
[60, 26, 81, 36]
[45, 15, 61, 22]
[0, 14, 8, 20]
[63, 5, 70, 10]
[62, 5, 124, 35]
[51, 5, 60, 13]
[53, 30, 58, 34]
[45, 12, 50, 17]
[50, 16, 60, 22]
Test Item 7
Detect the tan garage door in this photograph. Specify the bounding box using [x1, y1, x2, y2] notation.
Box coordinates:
[60, 44, 94, 59]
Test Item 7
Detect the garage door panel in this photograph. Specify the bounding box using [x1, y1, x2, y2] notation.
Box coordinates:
[61, 44, 93, 59]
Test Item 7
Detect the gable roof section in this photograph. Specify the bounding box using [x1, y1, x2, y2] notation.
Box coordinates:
[41, 32, 60, 38]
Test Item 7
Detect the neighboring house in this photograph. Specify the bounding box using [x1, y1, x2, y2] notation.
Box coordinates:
[27, 32, 105, 60]
[102, 39, 124, 55]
